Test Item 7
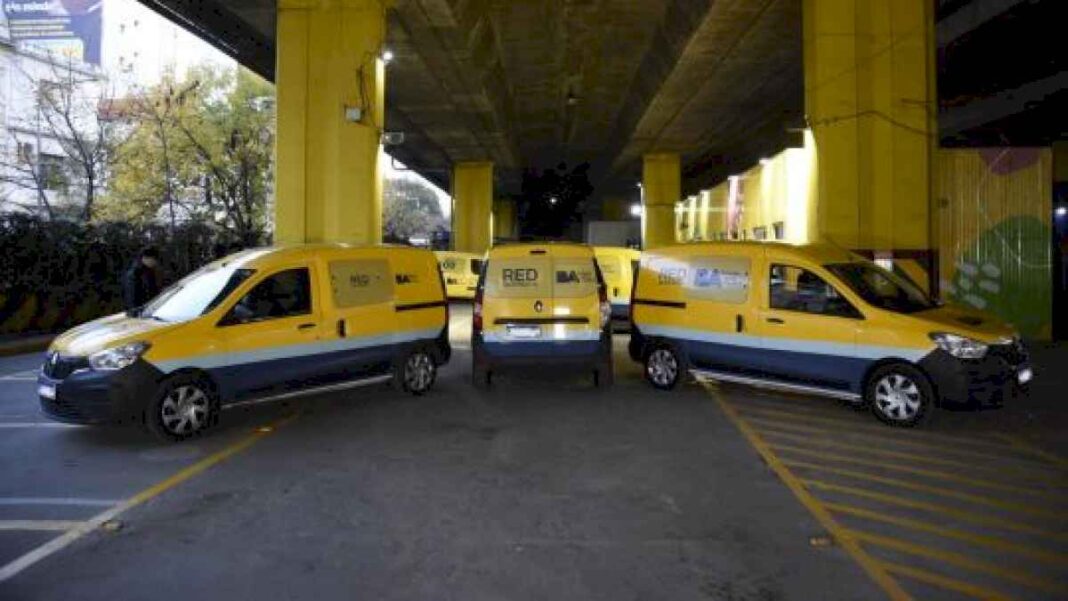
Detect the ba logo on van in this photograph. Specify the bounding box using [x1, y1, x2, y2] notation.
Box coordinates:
[502, 268, 538, 286]
[556, 270, 592, 284]
[349, 274, 371, 287]
[658, 267, 687, 285]
[395, 273, 418, 285]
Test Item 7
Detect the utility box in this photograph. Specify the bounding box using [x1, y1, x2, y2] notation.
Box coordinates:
[586, 220, 641, 248]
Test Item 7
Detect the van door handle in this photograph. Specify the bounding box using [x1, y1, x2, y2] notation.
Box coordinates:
[297, 323, 316, 331]
[767, 317, 785, 325]
[735, 315, 744, 333]
[337, 319, 347, 338]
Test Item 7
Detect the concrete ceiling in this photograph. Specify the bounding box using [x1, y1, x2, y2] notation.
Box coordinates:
[138, 0, 1065, 199]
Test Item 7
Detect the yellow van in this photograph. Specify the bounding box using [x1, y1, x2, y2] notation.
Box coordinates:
[472, 243, 613, 387]
[38, 245, 451, 440]
[593, 246, 641, 327]
[629, 242, 1031, 426]
[434, 251, 483, 300]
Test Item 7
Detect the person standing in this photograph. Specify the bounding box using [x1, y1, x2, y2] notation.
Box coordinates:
[122, 247, 163, 312]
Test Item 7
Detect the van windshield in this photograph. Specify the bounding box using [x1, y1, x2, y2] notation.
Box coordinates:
[825, 262, 935, 314]
[140, 264, 255, 322]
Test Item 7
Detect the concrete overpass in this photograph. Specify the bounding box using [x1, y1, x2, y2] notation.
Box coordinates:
[136, 0, 1065, 270]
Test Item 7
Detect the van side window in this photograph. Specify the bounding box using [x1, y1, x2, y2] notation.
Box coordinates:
[769, 264, 860, 318]
[227, 268, 311, 323]
[329, 259, 393, 308]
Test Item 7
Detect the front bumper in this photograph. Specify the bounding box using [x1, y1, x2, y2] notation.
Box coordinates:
[38, 358, 162, 425]
[919, 345, 1031, 407]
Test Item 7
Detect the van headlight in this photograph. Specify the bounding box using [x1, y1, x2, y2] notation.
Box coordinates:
[89, 341, 150, 371]
[929, 333, 987, 360]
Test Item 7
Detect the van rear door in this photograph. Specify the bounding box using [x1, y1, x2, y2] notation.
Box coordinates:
[483, 254, 554, 341]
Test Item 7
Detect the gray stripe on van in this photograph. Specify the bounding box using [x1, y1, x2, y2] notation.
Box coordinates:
[150, 327, 442, 374]
[640, 325, 930, 362]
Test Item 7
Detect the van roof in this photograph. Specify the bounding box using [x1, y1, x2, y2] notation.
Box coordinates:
[645, 241, 857, 264]
[488, 242, 594, 259]
[221, 244, 430, 270]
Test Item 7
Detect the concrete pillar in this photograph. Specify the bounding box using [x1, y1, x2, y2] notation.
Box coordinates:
[804, 0, 936, 281]
[493, 199, 516, 242]
[275, 0, 385, 245]
[452, 162, 494, 254]
[642, 153, 681, 249]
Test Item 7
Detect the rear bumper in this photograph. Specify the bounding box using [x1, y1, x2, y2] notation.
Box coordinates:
[473, 332, 611, 369]
[919, 347, 1031, 407]
[610, 302, 630, 321]
[38, 359, 162, 425]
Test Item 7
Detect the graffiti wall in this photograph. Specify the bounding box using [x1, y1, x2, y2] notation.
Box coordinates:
[936, 148, 1053, 339]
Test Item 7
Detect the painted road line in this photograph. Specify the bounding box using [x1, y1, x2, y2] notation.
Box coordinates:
[0, 414, 297, 584]
[705, 384, 911, 600]
[769, 443, 1068, 499]
[742, 416, 1057, 468]
[878, 561, 1014, 601]
[801, 480, 1068, 543]
[848, 529, 1068, 596]
[784, 460, 1066, 520]
[0, 423, 80, 429]
[758, 427, 1063, 484]
[0, 498, 120, 507]
[822, 502, 1068, 566]
[0, 521, 84, 532]
[996, 433, 1068, 469]
[734, 405, 1021, 453]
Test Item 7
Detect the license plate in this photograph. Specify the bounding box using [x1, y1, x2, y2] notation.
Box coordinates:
[1017, 367, 1033, 384]
[38, 383, 56, 400]
[507, 325, 542, 339]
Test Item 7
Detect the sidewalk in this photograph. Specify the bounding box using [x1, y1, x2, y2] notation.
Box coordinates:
[0, 334, 53, 358]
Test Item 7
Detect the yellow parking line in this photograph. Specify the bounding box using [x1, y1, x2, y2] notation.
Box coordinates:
[735, 405, 1020, 453]
[849, 530, 1068, 595]
[770, 443, 1067, 499]
[758, 428, 1062, 484]
[995, 434, 1068, 469]
[784, 460, 1065, 520]
[823, 502, 1068, 566]
[802, 479, 1068, 543]
[743, 417, 1051, 468]
[706, 385, 912, 600]
[878, 561, 1014, 601]
[0, 414, 297, 583]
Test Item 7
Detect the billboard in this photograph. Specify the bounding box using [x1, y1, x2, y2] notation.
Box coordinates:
[2, 1, 102, 65]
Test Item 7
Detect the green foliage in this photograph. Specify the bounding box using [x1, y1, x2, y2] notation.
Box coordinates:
[383, 177, 447, 242]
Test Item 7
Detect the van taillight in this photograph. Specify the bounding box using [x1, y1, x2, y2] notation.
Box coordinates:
[472, 287, 484, 334]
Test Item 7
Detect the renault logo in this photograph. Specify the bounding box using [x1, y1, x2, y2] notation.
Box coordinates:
[534, 300, 543, 313]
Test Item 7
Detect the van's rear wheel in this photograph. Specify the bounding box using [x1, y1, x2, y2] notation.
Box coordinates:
[400, 349, 436, 395]
[645, 345, 680, 390]
[867, 363, 933, 427]
[146, 374, 217, 442]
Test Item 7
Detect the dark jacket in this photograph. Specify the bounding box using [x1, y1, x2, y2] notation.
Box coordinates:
[122, 261, 162, 311]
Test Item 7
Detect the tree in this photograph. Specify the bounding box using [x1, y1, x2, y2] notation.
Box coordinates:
[383, 177, 447, 242]
[0, 56, 122, 221]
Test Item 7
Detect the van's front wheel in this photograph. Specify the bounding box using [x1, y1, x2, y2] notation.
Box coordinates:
[645, 345, 680, 390]
[400, 349, 437, 395]
[867, 364, 933, 427]
[146, 374, 217, 442]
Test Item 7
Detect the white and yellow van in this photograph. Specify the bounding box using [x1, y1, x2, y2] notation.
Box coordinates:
[38, 245, 451, 440]
[472, 243, 613, 387]
[593, 246, 641, 327]
[629, 242, 1031, 426]
[435, 251, 484, 300]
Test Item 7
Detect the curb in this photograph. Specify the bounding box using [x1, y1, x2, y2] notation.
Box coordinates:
[0, 336, 53, 358]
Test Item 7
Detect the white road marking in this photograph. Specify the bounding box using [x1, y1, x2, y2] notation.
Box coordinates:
[0, 520, 85, 532]
[0, 423, 80, 429]
[0, 498, 120, 507]
[0, 370, 40, 381]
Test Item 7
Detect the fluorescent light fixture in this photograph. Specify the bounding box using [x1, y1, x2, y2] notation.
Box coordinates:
[381, 49, 395, 63]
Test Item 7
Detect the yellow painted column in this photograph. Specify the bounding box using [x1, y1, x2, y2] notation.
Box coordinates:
[642, 153, 681, 249]
[696, 190, 711, 241]
[492, 199, 516, 242]
[452, 162, 494, 254]
[804, 0, 935, 273]
[275, 0, 386, 245]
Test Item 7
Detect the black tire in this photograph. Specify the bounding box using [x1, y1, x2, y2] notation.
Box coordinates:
[397, 348, 437, 395]
[644, 344, 681, 390]
[866, 363, 934, 427]
[145, 373, 217, 442]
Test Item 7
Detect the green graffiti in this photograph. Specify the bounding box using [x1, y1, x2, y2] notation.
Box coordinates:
[946, 216, 1051, 337]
